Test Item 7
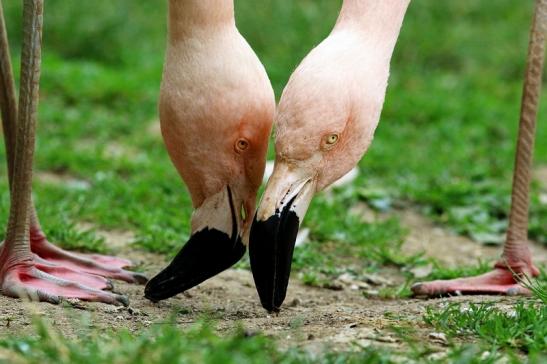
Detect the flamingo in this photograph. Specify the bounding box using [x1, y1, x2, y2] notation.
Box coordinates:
[0, 0, 146, 305]
[144, 0, 274, 301]
[249, 0, 545, 312]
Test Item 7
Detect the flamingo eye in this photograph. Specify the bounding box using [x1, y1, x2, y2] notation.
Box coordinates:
[326, 133, 339, 145]
[235, 138, 249, 152]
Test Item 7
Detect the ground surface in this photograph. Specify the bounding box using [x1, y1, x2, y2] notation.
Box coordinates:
[1, 208, 544, 358]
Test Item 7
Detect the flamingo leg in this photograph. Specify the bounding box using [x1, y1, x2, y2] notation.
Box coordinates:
[412, 0, 546, 297]
[0, 0, 143, 306]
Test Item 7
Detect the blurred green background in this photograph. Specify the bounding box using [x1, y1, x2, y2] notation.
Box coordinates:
[0, 0, 545, 259]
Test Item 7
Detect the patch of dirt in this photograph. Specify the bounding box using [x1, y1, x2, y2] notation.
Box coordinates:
[0, 209, 545, 355]
[35, 171, 91, 190]
[535, 166, 547, 206]
[147, 119, 162, 139]
[534, 165, 547, 188]
[104, 142, 139, 160]
[400, 210, 547, 267]
[400, 210, 500, 266]
[76, 223, 138, 252]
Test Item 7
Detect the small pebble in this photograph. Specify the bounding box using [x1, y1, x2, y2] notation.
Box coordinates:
[288, 298, 301, 307]
[428, 332, 448, 345]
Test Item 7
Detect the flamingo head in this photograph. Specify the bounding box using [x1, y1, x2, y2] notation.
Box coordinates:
[249, 31, 390, 311]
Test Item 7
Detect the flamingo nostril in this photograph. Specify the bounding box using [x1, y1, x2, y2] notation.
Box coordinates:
[240, 203, 247, 224]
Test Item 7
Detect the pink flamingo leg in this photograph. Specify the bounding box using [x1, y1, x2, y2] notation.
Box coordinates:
[412, 0, 546, 297]
[0, 0, 144, 305]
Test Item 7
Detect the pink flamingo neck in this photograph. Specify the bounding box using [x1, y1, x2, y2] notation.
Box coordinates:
[333, 0, 410, 59]
[168, 0, 235, 42]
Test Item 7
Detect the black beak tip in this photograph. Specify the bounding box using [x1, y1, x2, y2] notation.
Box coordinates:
[249, 209, 300, 313]
[261, 303, 280, 313]
[143, 265, 180, 303]
[143, 278, 163, 303]
[144, 291, 158, 303]
[143, 228, 246, 303]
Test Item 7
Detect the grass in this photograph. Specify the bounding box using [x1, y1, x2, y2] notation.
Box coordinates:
[0, 318, 285, 364]
[0, 0, 546, 362]
[0, 314, 540, 364]
[520, 271, 547, 304]
[1, 308, 545, 364]
[424, 302, 547, 359]
[421, 275, 547, 362]
[0, 316, 411, 364]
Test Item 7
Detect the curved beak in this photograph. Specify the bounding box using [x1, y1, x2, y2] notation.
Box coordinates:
[249, 162, 316, 312]
[145, 187, 246, 302]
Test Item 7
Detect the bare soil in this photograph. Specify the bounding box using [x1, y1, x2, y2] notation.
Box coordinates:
[0, 208, 545, 356]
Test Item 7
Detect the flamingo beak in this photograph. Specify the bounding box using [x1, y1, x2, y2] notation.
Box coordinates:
[144, 187, 245, 302]
[249, 164, 315, 312]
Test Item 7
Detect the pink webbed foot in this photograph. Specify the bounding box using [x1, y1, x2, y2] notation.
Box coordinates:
[78, 253, 132, 269]
[33, 255, 113, 291]
[1, 263, 128, 306]
[411, 266, 539, 297]
[30, 232, 147, 284]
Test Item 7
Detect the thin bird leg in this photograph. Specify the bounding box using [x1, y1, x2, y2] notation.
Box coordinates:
[0, 1, 144, 280]
[0, 1, 16, 185]
[0, 0, 24, 258]
[412, 0, 546, 297]
[1, 0, 43, 270]
[0, 1, 111, 288]
[0, 0, 131, 305]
